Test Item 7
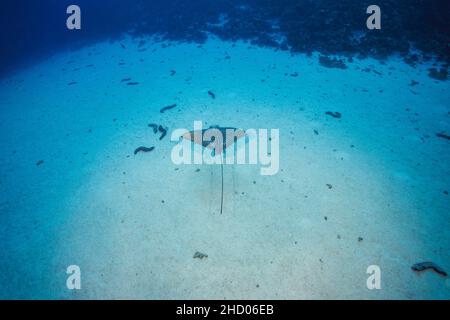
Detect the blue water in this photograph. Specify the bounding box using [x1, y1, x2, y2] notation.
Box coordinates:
[0, 1, 449, 299]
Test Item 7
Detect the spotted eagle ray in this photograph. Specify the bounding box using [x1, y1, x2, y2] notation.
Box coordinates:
[183, 125, 246, 214]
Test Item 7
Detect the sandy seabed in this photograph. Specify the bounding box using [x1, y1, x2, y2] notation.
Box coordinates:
[0, 37, 449, 299]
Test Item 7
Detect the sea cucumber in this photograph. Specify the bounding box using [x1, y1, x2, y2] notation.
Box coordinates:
[208, 90, 216, 99]
[134, 146, 155, 155]
[325, 111, 342, 119]
[436, 133, 450, 140]
[193, 251, 208, 259]
[127, 82, 139, 86]
[158, 125, 167, 140]
[148, 123, 158, 134]
[160, 104, 176, 113]
[411, 262, 447, 277]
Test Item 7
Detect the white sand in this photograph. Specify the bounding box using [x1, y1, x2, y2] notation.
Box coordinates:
[0, 37, 449, 299]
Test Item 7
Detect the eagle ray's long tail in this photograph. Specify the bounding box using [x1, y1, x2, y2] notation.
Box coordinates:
[220, 161, 223, 214]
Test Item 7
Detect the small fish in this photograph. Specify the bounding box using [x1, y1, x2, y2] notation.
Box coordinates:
[208, 90, 216, 99]
[134, 146, 155, 155]
[127, 82, 139, 86]
[67, 81, 77, 86]
[160, 104, 176, 113]
[120, 43, 126, 49]
[36, 160, 44, 166]
[170, 70, 176, 76]
[121, 78, 131, 82]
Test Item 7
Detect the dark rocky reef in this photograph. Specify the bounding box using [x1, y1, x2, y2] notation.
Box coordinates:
[130, 0, 450, 64]
[319, 56, 348, 69]
[1, 0, 449, 77]
[428, 67, 448, 81]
